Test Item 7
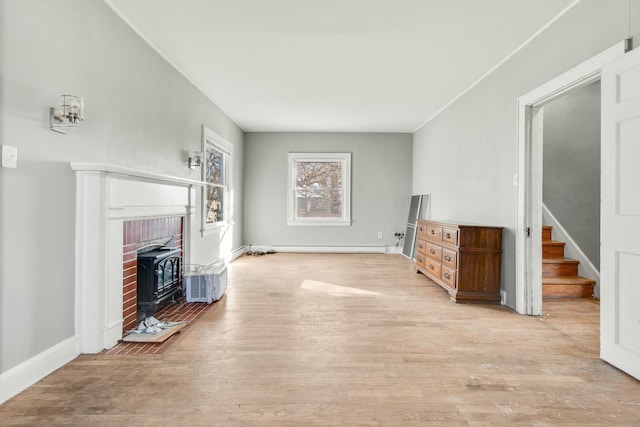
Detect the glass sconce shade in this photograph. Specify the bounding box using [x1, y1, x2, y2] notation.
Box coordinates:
[50, 94, 85, 133]
[188, 151, 203, 169]
[60, 95, 85, 123]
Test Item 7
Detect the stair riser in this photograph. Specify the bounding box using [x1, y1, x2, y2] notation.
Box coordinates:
[542, 246, 565, 258]
[542, 227, 553, 241]
[543, 284, 593, 298]
[543, 263, 578, 276]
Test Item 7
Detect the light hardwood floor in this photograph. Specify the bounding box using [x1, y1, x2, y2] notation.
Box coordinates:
[1, 253, 639, 426]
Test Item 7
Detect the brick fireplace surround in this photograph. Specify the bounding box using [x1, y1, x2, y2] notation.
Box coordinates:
[72, 164, 201, 354]
[122, 217, 183, 333]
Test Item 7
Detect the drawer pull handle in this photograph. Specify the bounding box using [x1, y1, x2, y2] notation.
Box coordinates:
[429, 264, 434, 270]
[445, 233, 451, 239]
[444, 255, 451, 261]
[430, 230, 435, 234]
[429, 249, 435, 254]
[444, 272, 451, 279]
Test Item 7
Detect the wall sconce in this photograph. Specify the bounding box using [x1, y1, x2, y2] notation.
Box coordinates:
[188, 151, 202, 169]
[50, 95, 85, 134]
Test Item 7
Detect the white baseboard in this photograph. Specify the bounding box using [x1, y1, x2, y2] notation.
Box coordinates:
[104, 320, 124, 351]
[0, 336, 78, 404]
[227, 246, 246, 263]
[385, 246, 403, 254]
[240, 245, 403, 255]
[269, 245, 386, 254]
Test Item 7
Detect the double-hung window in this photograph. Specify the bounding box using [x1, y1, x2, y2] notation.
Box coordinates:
[202, 126, 232, 233]
[287, 152, 351, 226]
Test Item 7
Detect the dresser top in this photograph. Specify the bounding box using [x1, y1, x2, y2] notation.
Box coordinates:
[419, 219, 504, 230]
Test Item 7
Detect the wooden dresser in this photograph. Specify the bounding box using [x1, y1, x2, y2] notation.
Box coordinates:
[415, 220, 503, 303]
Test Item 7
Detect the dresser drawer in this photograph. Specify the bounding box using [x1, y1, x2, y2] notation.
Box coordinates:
[415, 238, 427, 256]
[417, 222, 428, 237]
[442, 248, 457, 269]
[424, 260, 441, 278]
[442, 227, 459, 246]
[425, 242, 442, 262]
[426, 225, 442, 241]
[441, 266, 457, 289]
[415, 254, 426, 269]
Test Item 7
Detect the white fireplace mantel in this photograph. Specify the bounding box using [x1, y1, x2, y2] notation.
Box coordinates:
[71, 163, 205, 353]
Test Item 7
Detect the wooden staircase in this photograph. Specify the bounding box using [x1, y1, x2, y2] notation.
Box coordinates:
[542, 225, 595, 298]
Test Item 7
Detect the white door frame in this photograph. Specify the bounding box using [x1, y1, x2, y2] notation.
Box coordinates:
[515, 40, 629, 315]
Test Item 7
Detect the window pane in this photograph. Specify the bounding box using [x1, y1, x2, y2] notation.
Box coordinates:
[205, 146, 224, 185]
[206, 185, 224, 223]
[296, 189, 342, 218]
[288, 153, 350, 226]
[296, 161, 342, 190]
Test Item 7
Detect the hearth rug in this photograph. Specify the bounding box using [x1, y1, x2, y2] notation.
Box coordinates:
[102, 300, 214, 355]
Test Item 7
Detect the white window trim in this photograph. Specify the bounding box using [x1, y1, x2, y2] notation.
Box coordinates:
[287, 152, 351, 227]
[201, 125, 233, 236]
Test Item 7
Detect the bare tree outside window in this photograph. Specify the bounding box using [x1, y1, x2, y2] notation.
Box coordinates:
[201, 125, 233, 235]
[205, 146, 225, 223]
[287, 153, 351, 226]
[295, 161, 342, 218]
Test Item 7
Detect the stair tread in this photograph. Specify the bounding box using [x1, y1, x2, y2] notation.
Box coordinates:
[542, 275, 596, 285]
[542, 258, 579, 264]
[542, 240, 565, 246]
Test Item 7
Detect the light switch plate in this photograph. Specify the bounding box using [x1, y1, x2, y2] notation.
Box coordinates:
[1, 145, 18, 168]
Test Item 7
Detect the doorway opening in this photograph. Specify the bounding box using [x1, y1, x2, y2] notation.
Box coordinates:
[515, 41, 628, 316]
[540, 81, 601, 301]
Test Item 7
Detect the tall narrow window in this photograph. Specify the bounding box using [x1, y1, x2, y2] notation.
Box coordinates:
[202, 126, 232, 233]
[287, 153, 351, 226]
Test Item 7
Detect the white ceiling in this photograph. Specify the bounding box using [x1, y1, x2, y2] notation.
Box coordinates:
[105, 0, 575, 133]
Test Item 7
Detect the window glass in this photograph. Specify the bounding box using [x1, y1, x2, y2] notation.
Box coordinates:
[201, 126, 232, 233]
[287, 153, 351, 226]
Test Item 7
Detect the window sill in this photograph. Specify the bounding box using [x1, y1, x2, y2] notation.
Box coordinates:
[201, 222, 232, 236]
[287, 220, 352, 227]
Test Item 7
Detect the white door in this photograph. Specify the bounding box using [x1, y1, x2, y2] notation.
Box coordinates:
[601, 46, 640, 380]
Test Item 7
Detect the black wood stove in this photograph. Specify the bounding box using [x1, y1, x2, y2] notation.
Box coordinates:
[137, 246, 182, 318]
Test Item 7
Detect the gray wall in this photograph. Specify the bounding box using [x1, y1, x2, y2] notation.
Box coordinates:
[0, 0, 243, 373]
[543, 81, 600, 269]
[413, 0, 640, 308]
[244, 132, 412, 248]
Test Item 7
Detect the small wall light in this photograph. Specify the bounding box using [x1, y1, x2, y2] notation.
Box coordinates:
[50, 95, 85, 134]
[188, 151, 203, 169]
